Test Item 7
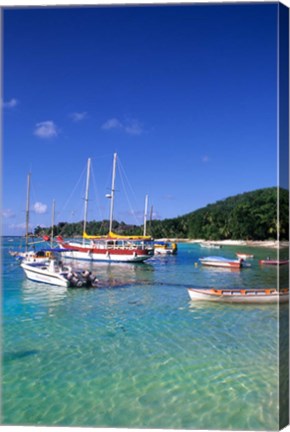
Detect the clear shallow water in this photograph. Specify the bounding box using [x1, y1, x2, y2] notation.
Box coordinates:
[2, 238, 289, 429]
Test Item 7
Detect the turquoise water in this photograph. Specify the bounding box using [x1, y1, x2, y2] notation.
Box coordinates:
[2, 238, 289, 429]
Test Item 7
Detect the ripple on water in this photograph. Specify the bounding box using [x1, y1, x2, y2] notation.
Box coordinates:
[2, 241, 284, 429]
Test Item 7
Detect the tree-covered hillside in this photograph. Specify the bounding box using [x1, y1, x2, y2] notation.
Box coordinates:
[35, 187, 289, 241]
[149, 187, 289, 240]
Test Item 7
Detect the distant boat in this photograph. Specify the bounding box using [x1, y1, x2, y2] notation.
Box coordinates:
[56, 155, 154, 263]
[200, 242, 222, 249]
[199, 256, 245, 269]
[188, 287, 289, 304]
[259, 259, 289, 266]
[17, 249, 53, 264]
[236, 253, 254, 260]
[21, 256, 99, 288]
[154, 241, 178, 255]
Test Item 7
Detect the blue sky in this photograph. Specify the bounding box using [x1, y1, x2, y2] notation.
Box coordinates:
[2, 3, 281, 235]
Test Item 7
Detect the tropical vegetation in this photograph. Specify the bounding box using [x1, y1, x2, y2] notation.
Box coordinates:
[34, 187, 289, 241]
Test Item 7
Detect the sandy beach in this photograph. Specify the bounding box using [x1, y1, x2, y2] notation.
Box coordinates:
[157, 238, 289, 249]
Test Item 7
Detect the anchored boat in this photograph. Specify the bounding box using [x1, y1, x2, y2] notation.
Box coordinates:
[200, 242, 222, 249]
[21, 256, 99, 288]
[56, 155, 154, 262]
[199, 256, 245, 269]
[154, 241, 178, 255]
[188, 287, 289, 304]
[259, 259, 289, 266]
[236, 253, 254, 260]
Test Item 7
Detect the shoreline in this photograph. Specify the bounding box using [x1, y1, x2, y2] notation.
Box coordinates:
[3, 235, 289, 249]
[157, 238, 289, 249]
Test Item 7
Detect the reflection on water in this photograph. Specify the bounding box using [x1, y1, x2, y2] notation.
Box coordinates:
[22, 279, 68, 305]
[2, 238, 289, 430]
[63, 258, 156, 287]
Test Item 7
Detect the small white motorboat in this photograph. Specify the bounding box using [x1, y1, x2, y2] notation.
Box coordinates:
[21, 257, 98, 288]
[188, 287, 289, 304]
[199, 256, 245, 269]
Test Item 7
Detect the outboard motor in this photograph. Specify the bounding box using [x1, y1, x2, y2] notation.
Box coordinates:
[66, 272, 84, 287]
[81, 270, 98, 286]
[90, 276, 99, 287]
[67, 272, 73, 281]
[82, 270, 92, 284]
[75, 279, 84, 288]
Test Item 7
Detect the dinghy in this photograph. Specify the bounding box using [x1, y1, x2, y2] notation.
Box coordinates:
[199, 256, 245, 269]
[236, 253, 254, 260]
[259, 259, 289, 266]
[188, 287, 289, 304]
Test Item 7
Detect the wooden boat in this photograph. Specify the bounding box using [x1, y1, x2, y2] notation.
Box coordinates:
[188, 287, 289, 304]
[236, 253, 254, 260]
[154, 241, 178, 255]
[56, 155, 154, 263]
[199, 256, 244, 269]
[21, 256, 99, 288]
[259, 259, 289, 266]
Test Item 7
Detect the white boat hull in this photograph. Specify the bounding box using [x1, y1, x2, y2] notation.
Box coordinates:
[21, 262, 70, 287]
[188, 288, 289, 304]
[58, 244, 153, 263]
[154, 248, 174, 255]
[199, 259, 242, 269]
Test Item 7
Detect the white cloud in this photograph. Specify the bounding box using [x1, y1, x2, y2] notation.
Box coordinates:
[124, 119, 143, 136]
[33, 202, 48, 214]
[102, 117, 144, 135]
[102, 118, 123, 131]
[1, 208, 15, 218]
[3, 98, 19, 108]
[69, 112, 88, 122]
[34, 121, 58, 138]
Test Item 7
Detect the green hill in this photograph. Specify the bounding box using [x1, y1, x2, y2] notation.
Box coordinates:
[149, 187, 289, 240]
[35, 187, 289, 241]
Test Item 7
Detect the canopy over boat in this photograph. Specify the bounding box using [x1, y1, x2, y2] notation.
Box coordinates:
[83, 231, 152, 240]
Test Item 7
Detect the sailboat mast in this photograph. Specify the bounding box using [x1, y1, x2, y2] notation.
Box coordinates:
[25, 173, 31, 251]
[51, 199, 55, 248]
[149, 205, 153, 235]
[143, 194, 148, 236]
[83, 158, 91, 243]
[109, 153, 117, 233]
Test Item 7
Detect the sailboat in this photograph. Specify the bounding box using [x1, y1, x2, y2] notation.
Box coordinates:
[9, 173, 51, 264]
[56, 154, 154, 262]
